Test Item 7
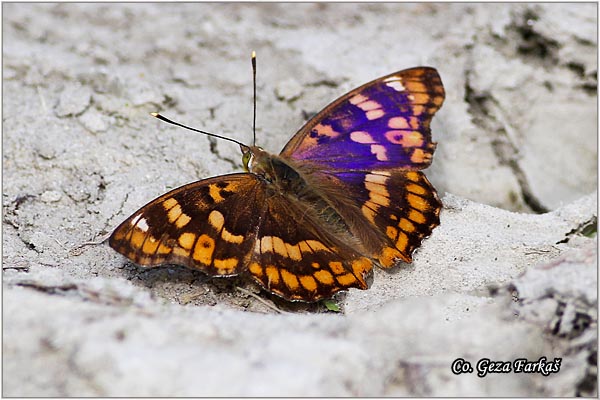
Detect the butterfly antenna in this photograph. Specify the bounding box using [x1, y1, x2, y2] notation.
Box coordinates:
[251, 50, 257, 147]
[150, 113, 250, 152]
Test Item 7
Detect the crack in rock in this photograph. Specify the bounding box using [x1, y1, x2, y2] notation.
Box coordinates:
[463, 68, 549, 213]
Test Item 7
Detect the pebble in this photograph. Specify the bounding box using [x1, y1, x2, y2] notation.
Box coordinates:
[79, 109, 109, 133]
[40, 190, 62, 203]
[54, 84, 92, 117]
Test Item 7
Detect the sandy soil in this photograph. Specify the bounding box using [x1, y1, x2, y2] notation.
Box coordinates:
[3, 3, 597, 396]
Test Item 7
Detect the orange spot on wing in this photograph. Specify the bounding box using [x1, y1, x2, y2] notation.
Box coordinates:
[349, 94, 368, 105]
[162, 198, 178, 210]
[249, 262, 263, 277]
[285, 243, 302, 261]
[378, 247, 402, 267]
[261, 236, 273, 253]
[410, 148, 431, 164]
[396, 231, 409, 252]
[221, 228, 244, 244]
[298, 241, 313, 254]
[368, 192, 390, 207]
[409, 92, 430, 104]
[399, 218, 416, 233]
[214, 258, 238, 274]
[299, 275, 317, 292]
[432, 95, 444, 106]
[388, 117, 410, 129]
[130, 229, 146, 249]
[366, 109, 385, 120]
[167, 204, 183, 223]
[408, 209, 427, 224]
[178, 232, 196, 249]
[358, 100, 381, 111]
[361, 204, 377, 224]
[175, 213, 191, 228]
[412, 105, 425, 116]
[351, 258, 371, 278]
[329, 261, 345, 275]
[208, 184, 225, 203]
[405, 81, 427, 93]
[336, 273, 356, 286]
[157, 243, 172, 255]
[350, 131, 375, 143]
[404, 131, 424, 147]
[172, 246, 190, 258]
[272, 236, 288, 258]
[193, 234, 215, 265]
[365, 181, 390, 198]
[142, 236, 159, 254]
[208, 210, 225, 231]
[386, 225, 398, 241]
[305, 240, 329, 252]
[407, 193, 428, 210]
[265, 265, 280, 286]
[408, 116, 420, 129]
[314, 123, 340, 138]
[384, 130, 424, 147]
[405, 171, 420, 181]
[365, 173, 389, 184]
[406, 183, 427, 195]
[280, 269, 299, 290]
[370, 144, 388, 161]
[314, 269, 334, 285]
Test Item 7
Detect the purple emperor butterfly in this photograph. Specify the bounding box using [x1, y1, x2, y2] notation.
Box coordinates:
[110, 67, 445, 302]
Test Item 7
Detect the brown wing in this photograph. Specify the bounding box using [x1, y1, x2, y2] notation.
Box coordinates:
[109, 173, 264, 276]
[247, 191, 373, 302]
[109, 172, 373, 302]
[303, 169, 441, 268]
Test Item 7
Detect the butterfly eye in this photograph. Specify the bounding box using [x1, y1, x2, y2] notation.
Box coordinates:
[242, 151, 253, 172]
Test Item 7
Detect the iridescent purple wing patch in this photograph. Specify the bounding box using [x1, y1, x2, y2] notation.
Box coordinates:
[280, 67, 445, 172]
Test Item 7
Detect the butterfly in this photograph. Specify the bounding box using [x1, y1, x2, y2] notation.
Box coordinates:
[109, 66, 445, 302]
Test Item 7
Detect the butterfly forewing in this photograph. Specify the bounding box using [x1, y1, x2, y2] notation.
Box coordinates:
[109, 174, 264, 276]
[281, 67, 444, 172]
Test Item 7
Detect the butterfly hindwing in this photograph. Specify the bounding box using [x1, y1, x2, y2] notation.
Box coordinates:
[247, 192, 373, 302]
[281, 67, 444, 172]
[323, 169, 442, 267]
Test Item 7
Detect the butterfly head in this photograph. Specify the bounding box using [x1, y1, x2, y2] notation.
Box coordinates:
[242, 144, 270, 173]
[242, 146, 278, 178]
[240, 144, 253, 172]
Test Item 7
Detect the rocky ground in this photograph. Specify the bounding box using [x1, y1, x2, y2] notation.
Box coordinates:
[3, 3, 597, 396]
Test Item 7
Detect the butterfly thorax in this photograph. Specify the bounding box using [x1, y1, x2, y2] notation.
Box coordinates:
[247, 146, 354, 239]
[247, 146, 302, 193]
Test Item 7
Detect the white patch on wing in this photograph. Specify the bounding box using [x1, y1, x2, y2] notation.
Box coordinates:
[366, 109, 385, 120]
[370, 144, 388, 161]
[137, 217, 149, 232]
[350, 131, 376, 144]
[385, 80, 405, 92]
[130, 214, 141, 226]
